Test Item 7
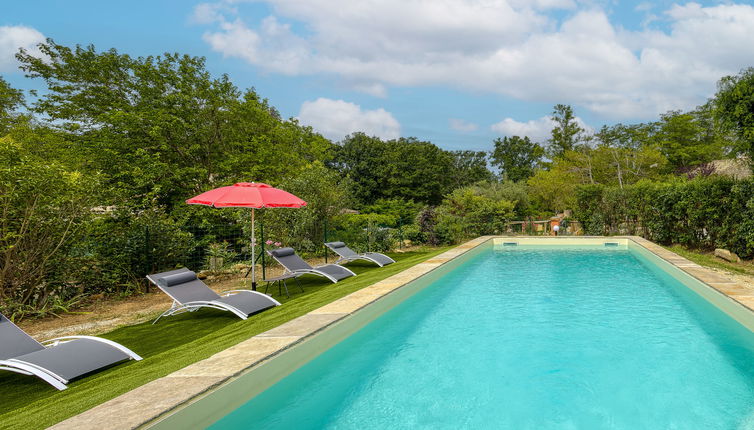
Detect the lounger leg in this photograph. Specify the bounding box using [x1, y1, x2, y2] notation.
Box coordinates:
[295, 277, 304, 293]
[282, 279, 290, 298]
[153, 301, 179, 324]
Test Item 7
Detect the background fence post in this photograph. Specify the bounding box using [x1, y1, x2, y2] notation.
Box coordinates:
[398, 218, 403, 250]
[260, 221, 266, 280]
[144, 225, 151, 293]
[323, 217, 328, 263]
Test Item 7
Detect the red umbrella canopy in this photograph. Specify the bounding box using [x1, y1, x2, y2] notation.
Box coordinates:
[186, 182, 307, 208]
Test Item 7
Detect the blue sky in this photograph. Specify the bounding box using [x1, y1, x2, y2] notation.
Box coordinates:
[2, 0, 754, 151]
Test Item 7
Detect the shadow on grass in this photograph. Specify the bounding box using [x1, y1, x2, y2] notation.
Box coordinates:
[0, 248, 449, 429]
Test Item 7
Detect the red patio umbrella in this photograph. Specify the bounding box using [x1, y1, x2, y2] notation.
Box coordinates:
[186, 182, 307, 290]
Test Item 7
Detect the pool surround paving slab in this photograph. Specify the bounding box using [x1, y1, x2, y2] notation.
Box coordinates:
[50, 236, 754, 429]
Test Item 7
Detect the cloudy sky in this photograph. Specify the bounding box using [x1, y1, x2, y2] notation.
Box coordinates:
[3, 0, 754, 150]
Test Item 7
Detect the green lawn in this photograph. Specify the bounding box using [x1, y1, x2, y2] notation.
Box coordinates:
[664, 245, 754, 277]
[0, 247, 449, 430]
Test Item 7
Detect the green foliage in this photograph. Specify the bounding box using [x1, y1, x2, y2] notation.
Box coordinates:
[263, 162, 352, 254]
[448, 150, 494, 187]
[16, 39, 332, 210]
[0, 135, 99, 317]
[361, 198, 422, 226]
[490, 135, 544, 182]
[435, 186, 516, 243]
[334, 133, 456, 205]
[206, 242, 239, 271]
[548, 104, 584, 157]
[79, 210, 196, 291]
[527, 162, 580, 213]
[0, 77, 24, 134]
[652, 110, 725, 171]
[465, 181, 531, 218]
[331, 213, 397, 252]
[528, 132, 668, 213]
[715, 67, 754, 165]
[573, 177, 754, 258]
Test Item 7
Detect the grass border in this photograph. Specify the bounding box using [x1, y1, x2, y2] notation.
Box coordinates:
[0, 247, 450, 430]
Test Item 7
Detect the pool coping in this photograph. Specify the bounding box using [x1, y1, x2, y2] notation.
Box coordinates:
[50, 236, 492, 430]
[49, 236, 754, 429]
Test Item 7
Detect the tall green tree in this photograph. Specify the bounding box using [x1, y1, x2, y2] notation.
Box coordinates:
[651, 110, 724, 171]
[548, 104, 584, 158]
[715, 67, 754, 166]
[490, 135, 544, 182]
[334, 134, 453, 205]
[448, 150, 493, 188]
[16, 39, 331, 210]
[0, 77, 24, 134]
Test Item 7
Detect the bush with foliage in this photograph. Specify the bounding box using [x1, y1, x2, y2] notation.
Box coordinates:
[573, 176, 754, 258]
[434, 186, 516, 243]
[0, 135, 99, 318]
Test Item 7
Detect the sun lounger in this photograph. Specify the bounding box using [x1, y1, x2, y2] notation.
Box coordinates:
[268, 247, 356, 283]
[325, 241, 396, 267]
[146, 268, 280, 324]
[0, 313, 141, 390]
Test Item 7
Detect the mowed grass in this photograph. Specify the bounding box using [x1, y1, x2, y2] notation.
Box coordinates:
[0, 247, 449, 430]
[664, 245, 754, 277]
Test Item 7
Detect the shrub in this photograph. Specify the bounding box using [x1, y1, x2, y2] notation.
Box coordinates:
[573, 177, 754, 258]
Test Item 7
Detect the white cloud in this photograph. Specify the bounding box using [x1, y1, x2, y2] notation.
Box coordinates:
[491, 116, 556, 142]
[196, 1, 754, 119]
[449, 118, 478, 132]
[297, 98, 400, 141]
[491, 115, 592, 142]
[0, 25, 45, 73]
[634, 2, 653, 12]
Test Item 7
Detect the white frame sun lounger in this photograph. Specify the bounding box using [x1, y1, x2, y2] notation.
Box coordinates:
[146, 268, 280, 324]
[268, 247, 356, 283]
[0, 313, 142, 390]
[325, 241, 396, 267]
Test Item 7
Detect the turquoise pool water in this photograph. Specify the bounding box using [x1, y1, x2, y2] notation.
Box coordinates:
[211, 248, 754, 429]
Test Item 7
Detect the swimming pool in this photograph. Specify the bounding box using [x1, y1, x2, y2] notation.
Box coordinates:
[154, 241, 754, 429]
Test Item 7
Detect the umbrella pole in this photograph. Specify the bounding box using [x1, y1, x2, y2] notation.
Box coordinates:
[251, 208, 257, 291]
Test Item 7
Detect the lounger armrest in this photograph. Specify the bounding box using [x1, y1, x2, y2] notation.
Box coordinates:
[221, 290, 282, 306]
[0, 359, 69, 390]
[42, 335, 143, 361]
[315, 264, 357, 277]
[222, 289, 256, 295]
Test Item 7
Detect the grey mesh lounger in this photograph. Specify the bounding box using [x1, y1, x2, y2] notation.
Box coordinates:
[0, 313, 141, 390]
[268, 247, 356, 283]
[147, 268, 281, 324]
[324, 241, 396, 267]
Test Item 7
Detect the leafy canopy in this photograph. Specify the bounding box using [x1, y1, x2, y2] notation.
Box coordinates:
[490, 135, 544, 182]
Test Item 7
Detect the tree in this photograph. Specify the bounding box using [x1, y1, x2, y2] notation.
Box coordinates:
[436, 186, 516, 240]
[715, 67, 754, 166]
[0, 77, 24, 134]
[333, 133, 390, 205]
[490, 135, 544, 182]
[447, 150, 494, 189]
[0, 134, 99, 315]
[548, 104, 584, 158]
[16, 39, 331, 210]
[652, 110, 724, 171]
[595, 123, 667, 187]
[334, 134, 453, 205]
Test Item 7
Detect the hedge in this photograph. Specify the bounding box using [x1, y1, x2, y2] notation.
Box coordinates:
[573, 177, 754, 259]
